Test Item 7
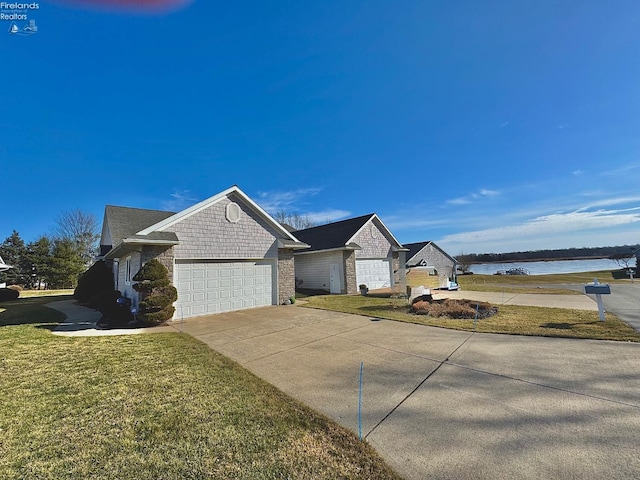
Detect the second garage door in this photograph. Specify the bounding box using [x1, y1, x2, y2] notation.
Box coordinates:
[174, 260, 275, 319]
[355, 258, 392, 290]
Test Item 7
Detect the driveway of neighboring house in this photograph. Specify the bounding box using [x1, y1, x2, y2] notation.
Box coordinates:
[598, 283, 640, 331]
[177, 305, 640, 480]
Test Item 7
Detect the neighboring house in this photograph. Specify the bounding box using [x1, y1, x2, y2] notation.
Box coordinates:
[99, 186, 309, 319]
[403, 241, 457, 288]
[292, 214, 406, 294]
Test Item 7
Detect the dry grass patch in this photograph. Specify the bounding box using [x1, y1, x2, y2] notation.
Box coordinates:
[304, 294, 640, 342]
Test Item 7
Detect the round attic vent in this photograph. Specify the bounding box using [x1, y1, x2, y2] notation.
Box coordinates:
[226, 202, 241, 223]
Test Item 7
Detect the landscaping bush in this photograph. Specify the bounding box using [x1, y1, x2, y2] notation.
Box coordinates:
[90, 289, 123, 315]
[411, 297, 497, 319]
[0, 288, 20, 302]
[74, 261, 114, 305]
[133, 259, 177, 325]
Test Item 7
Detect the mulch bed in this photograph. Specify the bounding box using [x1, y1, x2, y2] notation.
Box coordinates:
[410, 295, 498, 319]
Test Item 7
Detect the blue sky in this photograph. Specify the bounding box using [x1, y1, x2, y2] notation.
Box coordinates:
[1, 0, 639, 254]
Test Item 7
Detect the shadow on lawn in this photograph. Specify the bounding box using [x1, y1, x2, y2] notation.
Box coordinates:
[0, 295, 70, 327]
[540, 321, 600, 330]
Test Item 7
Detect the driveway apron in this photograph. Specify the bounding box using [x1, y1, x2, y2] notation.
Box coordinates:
[177, 305, 640, 480]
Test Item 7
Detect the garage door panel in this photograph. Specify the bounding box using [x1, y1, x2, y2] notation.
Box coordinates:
[356, 259, 392, 290]
[175, 260, 275, 319]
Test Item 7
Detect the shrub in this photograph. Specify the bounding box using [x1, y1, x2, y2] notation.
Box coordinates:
[74, 261, 114, 305]
[132, 259, 170, 293]
[0, 288, 20, 302]
[90, 289, 123, 315]
[133, 259, 177, 325]
[7, 285, 23, 292]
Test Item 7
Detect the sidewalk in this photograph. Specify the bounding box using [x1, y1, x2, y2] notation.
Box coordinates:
[48, 299, 175, 337]
[433, 289, 598, 311]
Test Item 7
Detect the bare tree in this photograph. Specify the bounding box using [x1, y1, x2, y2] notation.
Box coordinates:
[609, 253, 635, 270]
[53, 209, 100, 268]
[273, 210, 316, 231]
[455, 252, 474, 274]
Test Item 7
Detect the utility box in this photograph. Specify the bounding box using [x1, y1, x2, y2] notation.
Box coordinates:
[584, 284, 611, 295]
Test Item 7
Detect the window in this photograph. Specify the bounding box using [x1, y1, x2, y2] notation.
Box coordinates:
[226, 202, 241, 223]
[125, 256, 132, 285]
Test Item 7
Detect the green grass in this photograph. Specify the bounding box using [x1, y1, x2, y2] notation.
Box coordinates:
[0, 297, 401, 480]
[303, 294, 640, 342]
[459, 270, 632, 286]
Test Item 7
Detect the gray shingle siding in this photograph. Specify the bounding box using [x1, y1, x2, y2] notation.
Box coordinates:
[170, 194, 279, 260]
[353, 222, 393, 258]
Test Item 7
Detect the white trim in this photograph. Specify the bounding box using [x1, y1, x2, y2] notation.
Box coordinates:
[293, 244, 361, 256]
[136, 186, 304, 245]
[125, 256, 132, 285]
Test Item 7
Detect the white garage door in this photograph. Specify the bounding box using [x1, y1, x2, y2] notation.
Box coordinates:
[174, 260, 275, 319]
[356, 258, 392, 290]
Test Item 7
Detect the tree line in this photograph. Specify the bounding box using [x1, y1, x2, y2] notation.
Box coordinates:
[0, 210, 99, 289]
[457, 245, 640, 265]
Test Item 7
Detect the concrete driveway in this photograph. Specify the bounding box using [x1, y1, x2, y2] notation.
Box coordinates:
[177, 305, 640, 480]
[599, 283, 640, 331]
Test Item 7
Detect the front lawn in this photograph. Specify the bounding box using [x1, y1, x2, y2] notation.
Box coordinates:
[0, 296, 401, 480]
[303, 294, 640, 342]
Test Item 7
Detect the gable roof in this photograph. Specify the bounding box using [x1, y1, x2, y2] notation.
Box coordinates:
[102, 205, 176, 247]
[137, 186, 305, 246]
[292, 214, 372, 253]
[100, 186, 308, 260]
[403, 241, 456, 265]
[293, 213, 404, 253]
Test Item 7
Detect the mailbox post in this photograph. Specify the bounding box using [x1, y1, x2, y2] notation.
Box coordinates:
[584, 278, 611, 322]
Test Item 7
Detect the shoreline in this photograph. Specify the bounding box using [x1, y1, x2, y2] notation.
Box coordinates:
[476, 256, 612, 264]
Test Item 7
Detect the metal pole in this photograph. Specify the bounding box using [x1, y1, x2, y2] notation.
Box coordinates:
[595, 294, 605, 322]
[358, 362, 363, 440]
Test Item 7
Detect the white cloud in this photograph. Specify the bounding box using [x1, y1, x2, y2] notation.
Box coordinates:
[306, 209, 351, 223]
[447, 188, 500, 205]
[256, 187, 323, 212]
[600, 162, 640, 177]
[478, 189, 499, 197]
[576, 196, 640, 212]
[446, 197, 472, 206]
[439, 208, 640, 252]
[162, 190, 198, 212]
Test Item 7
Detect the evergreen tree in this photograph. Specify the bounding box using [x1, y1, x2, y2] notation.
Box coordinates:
[48, 239, 85, 289]
[26, 236, 53, 289]
[0, 231, 29, 286]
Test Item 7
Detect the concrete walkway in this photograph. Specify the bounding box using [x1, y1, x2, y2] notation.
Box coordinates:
[178, 305, 640, 480]
[48, 299, 174, 337]
[432, 289, 598, 311]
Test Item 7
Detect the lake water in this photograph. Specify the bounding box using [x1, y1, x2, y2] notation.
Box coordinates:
[469, 258, 636, 276]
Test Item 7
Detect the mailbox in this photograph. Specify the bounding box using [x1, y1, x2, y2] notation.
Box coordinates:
[584, 284, 611, 295]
